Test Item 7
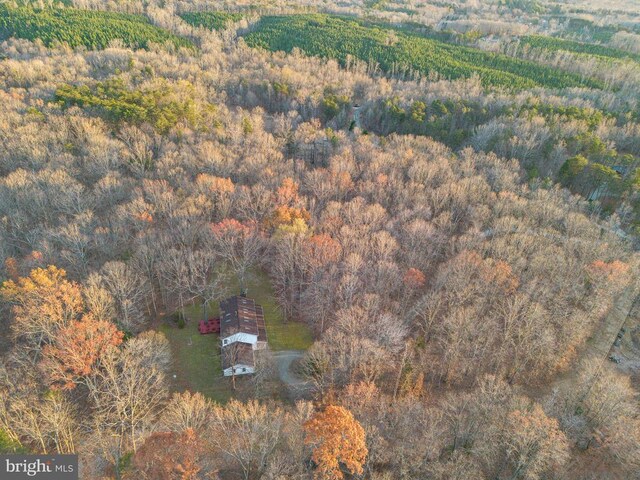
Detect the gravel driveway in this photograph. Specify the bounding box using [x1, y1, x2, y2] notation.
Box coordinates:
[273, 350, 310, 389]
[273, 350, 313, 401]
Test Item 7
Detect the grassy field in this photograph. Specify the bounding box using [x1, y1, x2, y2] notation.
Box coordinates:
[160, 300, 230, 402]
[158, 320, 232, 403]
[246, 270, 314, 351]
[158, 268, 313, 402]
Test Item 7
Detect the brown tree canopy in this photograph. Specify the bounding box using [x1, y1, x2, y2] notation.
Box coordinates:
[0, 4, 638, 479]
[1, 266, 84, 353]
[502, 404, 569, 480]
[129, 428, 211, 480]
[41, 313, 123, 390]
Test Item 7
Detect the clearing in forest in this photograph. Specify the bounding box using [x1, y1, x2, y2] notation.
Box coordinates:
[158, 269, 313, 402]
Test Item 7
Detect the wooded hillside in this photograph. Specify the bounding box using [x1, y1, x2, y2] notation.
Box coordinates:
[0, 1, 639, 479]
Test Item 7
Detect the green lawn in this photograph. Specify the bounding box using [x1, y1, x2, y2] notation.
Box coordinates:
[179, 268, 314, 350]
[157, 268, 313, 402]
[158, 321, 232, 403]
[245, 270, 314, 351]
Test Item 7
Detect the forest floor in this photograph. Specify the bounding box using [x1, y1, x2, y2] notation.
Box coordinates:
[157, 268, 314, 403]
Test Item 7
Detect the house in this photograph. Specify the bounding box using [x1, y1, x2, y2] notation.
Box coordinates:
[220, 295, 267, 377]
[222, 342, 256, 376]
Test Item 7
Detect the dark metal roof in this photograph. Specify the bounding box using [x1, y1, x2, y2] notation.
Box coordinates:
[222, 342, 255, 369]
[220, 296, 261, 338]
[256, 305, 267, 342]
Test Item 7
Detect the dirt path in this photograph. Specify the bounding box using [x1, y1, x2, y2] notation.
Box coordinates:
[527, 284, 639, 400]
[610, 293, 640, 388]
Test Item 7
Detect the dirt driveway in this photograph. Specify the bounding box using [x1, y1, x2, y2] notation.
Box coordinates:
[527, 285, 639, 400]
[273, 350, 314, 400]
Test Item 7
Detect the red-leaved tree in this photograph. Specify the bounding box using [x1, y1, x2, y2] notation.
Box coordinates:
[41, 314, 124, 390]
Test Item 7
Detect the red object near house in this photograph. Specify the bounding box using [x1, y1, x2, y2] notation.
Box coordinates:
[198, 317, 220, 335]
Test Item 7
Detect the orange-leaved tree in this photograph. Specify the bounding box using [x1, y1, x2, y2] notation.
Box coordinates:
[304, 405, 367, 479]
[266, 205, 311, 231]
[403, 267, 426, 289]
[129, 428, 206, 480]
[41, 313, 124, 390]
[504, 404, 569, 480]
[303, 234, 342, 270]
[1, 265, 84, 354]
